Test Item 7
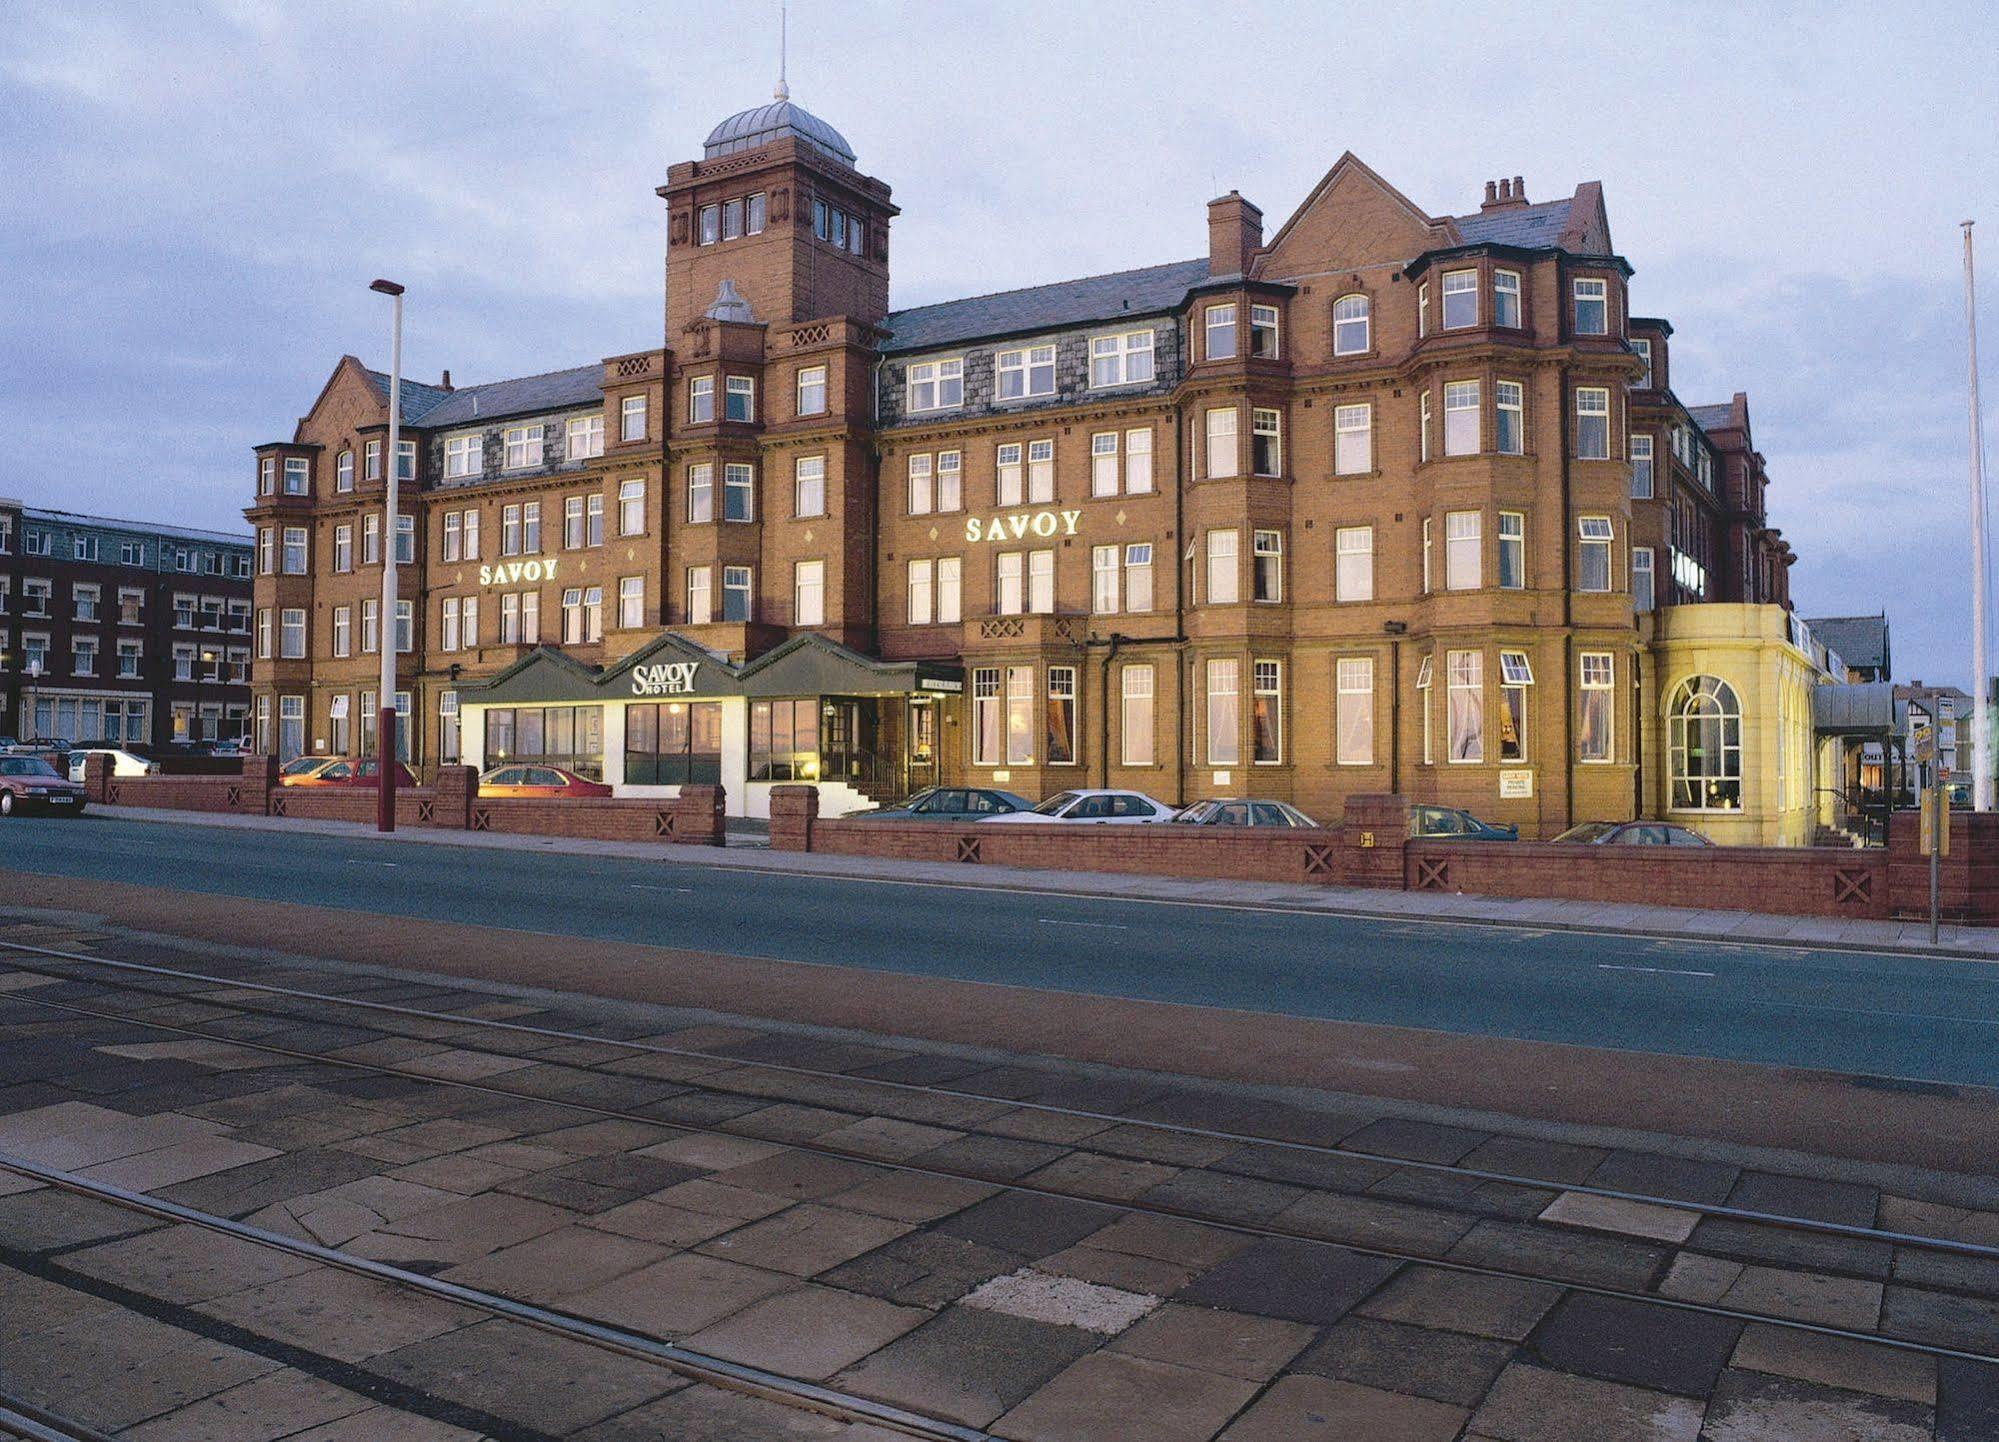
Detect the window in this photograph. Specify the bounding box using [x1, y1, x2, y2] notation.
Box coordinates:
[793, 560, 824, 626]
[770, 365, 820, 426]
[280, 527, 307, 575]
[972, 668, 1002, 765]
[334, 450, 353, 492]
[906, 454, 933, 515]
[1445, 511, 1482, 590]
[326, 523, 350, 572]
[996, 345, 1056, 400]
[1575, 387, 1610, 460]
[1577, 516, 1615, 592]
[1204, 303, 1237, 360]
[1091, 433, 1119, 497]
[1334, 404, 1371, 475]
[1046, 667, 1078, 765]
[395, 599, 415, 653]
[1418, 281, 1430, 337]
[1421, 518, 1432, 593]
[1206, 408, 1238, 478]
[617, 576, 643, 630]
[396, 439, 416, 482]
[24, 579, 51, 618]
[1252, 530, 1282, 602]
[1002, 665, 1034, 765]
[621, 394, 648, 441]
[686, 565, 712, 625]
[907, 559, 935, 624]
[119, 589, 143, 625]
[1444, 380, 1480, 455]
[363, 514, 383, 566]
[361, 598, 379, 654]
[568, 414, 604, 460]
[906, 359, 963, 413]
[71, 637, 96, 677]
[1633, 547, 1656, 613]
[1121, 665, 1155, 766]
[559, 588, 588, 644]
[1206, 530, 1239, 604]
[74, 534, 100, 563]
[1124, 429, 1153, 494]
[1498, 650, 1533, 761]
[688, 376, 714, 424]
[279, 608, 305, 659]
[1028, 549, 1054, 613]
[1127, 540, 1159, 608]
[395, 514, 415, 564]
[1573, 277, 1608, 335]
[1498, 511, 1526, 590]
[1089, 330, 1155, 388]
[1420, 391, 1432, 463]
[1669, 676, 1742, 809]
[603, 479, 637, 538]
[445, 434, 482, 478]
[995, 444, 1022, 507]
[257, 528, 274, 575]
[1252, 408, 1282, 476]
[687, 464, 713, 523]
[938, 556, 961, 622]
[723, 463, 754, 521]
[117, 540, 140, 566]
[721, 565, 752, 622]
[1630, 434, 1654, 499]
[502, 424, 544, 470]
[1494, 270, 1522, 329]
[563, 496, 586, 549]
[722, 197, 742, 239]
[1092, 545, 1119, 614]
[279, 697, 304, 763]
[365, 438, 381, 482]
[116, 640, 141, 678]
[1206, 659, 1239, 765]
[1027, 440, 1054, 503]
[259, 457, 275, 495]
[793, 457, 824, 518]
[460, 596, 478, 647]
[1579, 653, 1614, 762]
[1253, 660, 1282, 762]
[1336, 527, 1374, 602]
[441, 597, 461, 652]
[437, 693, 459, 765]
[723, 376, 753, 423]
[255, 607, 272, 659]
[486, 704, 605, 779]
[1332, 293, 1370, 355]
[699, 204, 719, 244]
[1250, 304, 1280, 358]
[1447, 650, 1484, 762]
[1632, 337, 1653, 389]
[281, 456, 309, 496]
[1495, 380, 1524, 456]
[1335, 657, 1374, 765]
[1442, 269, 1478, 329]
[73, 584, 98, 621]
[995, 552, 1024, 615]
[626, 700, 722, 785]
[23, 633, 48, 674]
[1415, 654, 1434, 766]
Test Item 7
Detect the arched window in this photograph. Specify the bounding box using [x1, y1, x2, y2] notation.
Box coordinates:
[1333, 294, 1370, 356]
[1668, 676, 1742, 811]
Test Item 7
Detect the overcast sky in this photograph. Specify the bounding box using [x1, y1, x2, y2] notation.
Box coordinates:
[3, 1, 1994, 687]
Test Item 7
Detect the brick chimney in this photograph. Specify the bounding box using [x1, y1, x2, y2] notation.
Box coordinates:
[1480, 176, 1529, 211]
[1207, 191, 1263, 277]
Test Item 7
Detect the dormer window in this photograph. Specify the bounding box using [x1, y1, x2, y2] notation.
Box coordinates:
[906, 359, 963, 413]
[1332, 295, 1370, 355]
[996, 345, 1056, 401]
[282, 457, 309, 495]
[503, 425, 545, 470]
[1573, 278, 1608, 335]
[1250, 305, 1280, 358]
[1441, 270, 1478, 329]
[1204, 303, 1237, 361]
[1632, 338, 1653, 389]
[1089, 330, 1155, 388]
[724, 376, 754, 422]
[444, 435, 483, 479]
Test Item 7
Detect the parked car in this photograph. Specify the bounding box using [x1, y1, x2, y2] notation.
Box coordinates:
[279, 756, 341, 785]
[854, 786, 1034, 820]
[65, 747, 161, 781]
[4, 737, 71, 757]
[477, 765, 613, 799]
[1410, 804, 1519, 841]
[980, 789, 1178, 824]
[0, 756, 88, 816]
[284, 757, 420, 789]
[1551, 820, 1713, 846]
[1172, 799, 1320, 828]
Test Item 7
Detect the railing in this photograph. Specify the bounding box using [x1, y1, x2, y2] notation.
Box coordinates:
[1815, 786, 1888, 848]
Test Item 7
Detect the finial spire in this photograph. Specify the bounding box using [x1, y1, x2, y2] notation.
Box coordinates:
[774, 1, 790, 101]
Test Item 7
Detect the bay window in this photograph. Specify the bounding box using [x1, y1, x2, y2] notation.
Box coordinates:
[1252, 660, 1281, 762]
[723, 463, 754, 521]
[1573, 277, 1608, 335]
[721, 566, 752, 622]
[1445, 511, 1482, 590]
[1250, 304, 1280, 358]
[1205, 303, 1236, 360]
[1441, 269, 1477, 329]
[1447, 650, 1484, 762]
[1206, 407, 1238, 478]
[1444, 380, 1480, 455]
[1252, 530, 1282, 603]
[1494, 270, 1522, 328]
[1577, 516, 1615, 592]
[1206, 530, 1238, 604]
[1578, 653, 1614, 762]
[1046, 667, 1077, 765]
[1251, 408, 1282, 476]
[1496, 380, 1524, 455]
[1206, 659, 1239, 765]
[1575, 387, 1611, 459]
[1498, 650, 1533, 762]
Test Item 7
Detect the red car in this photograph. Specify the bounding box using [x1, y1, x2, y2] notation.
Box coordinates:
[285, 757, 420, 789]
[0, 756, 88, 816]
[478, 765, 613, 799]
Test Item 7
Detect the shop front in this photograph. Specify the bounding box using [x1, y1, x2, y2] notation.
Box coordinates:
[457, 632, 960, 819]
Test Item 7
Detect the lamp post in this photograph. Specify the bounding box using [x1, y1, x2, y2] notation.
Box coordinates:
[370, 278, 405, 833]
[1965, 222, 1992, 812]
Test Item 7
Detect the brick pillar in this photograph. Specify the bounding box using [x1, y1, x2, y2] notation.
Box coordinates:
[238, 754, 278, 814]
[1339, 793, 1411, 890]
[430, 765, 477, 830]
[1890, 809, 1999, 923]
[670, 784, 727, 847]
[769, 785, 819, 852]
[82, 753, 111, 803]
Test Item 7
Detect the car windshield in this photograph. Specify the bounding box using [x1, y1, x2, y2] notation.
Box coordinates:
[281, 757, 327, 776]
[1551, 821, 1617, 843]
[0, 758, 58, 778]
[1032, 791, 1083, 816]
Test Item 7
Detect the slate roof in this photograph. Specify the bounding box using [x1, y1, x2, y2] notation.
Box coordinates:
[1688, 403, 1737, 433]
[366, 365, 602, 429]
[1453, 198, 1574, 249]
[23, 506, 251, 549]
[882, 257, 1211, 354]
[1804, 615, 1891, 673]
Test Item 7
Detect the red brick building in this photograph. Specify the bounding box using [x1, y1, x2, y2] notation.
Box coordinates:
[249, 91, 1825, 835]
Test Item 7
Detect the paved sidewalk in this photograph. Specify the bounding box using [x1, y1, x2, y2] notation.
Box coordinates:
[95, 805, 1999, 964]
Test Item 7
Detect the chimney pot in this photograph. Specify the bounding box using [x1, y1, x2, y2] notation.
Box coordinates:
[440, 369, 452, 389]
[1206, 191, 1264, 277]
[1484, 181, 1497, 203]
[1513, 175, 1525, 199]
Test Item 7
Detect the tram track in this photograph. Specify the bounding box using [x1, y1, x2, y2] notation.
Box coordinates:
[0, 939, 1993, 1368]
[0, 1395, 109, 1442]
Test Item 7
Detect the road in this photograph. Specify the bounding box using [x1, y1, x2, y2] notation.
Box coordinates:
[3, 813, 1997, 1088]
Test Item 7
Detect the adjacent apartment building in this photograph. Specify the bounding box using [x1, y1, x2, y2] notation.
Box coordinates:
[0, 499, 254, 746]
[248, 87, 1834, 840]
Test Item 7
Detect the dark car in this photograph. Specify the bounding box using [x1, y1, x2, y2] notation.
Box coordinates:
[854, 786, 1034, 820]
[0, 756, 88, 816]
[1411, 804, 1519, 841]
[1552, 820, 1712, 846]
[1172, 799, 1320, 827]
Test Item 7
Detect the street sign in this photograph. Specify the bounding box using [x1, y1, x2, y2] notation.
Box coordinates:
[1912, 717, 1937, 765]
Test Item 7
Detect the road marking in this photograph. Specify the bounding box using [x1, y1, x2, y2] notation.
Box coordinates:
[1037, 918, 1129, 931]
[631, 884, 695, 895]
[1598, 963, 1716, 978]
[345, 860, 400, 868]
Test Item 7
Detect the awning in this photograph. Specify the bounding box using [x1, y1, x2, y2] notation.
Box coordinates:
[1812, 681, 1895, 737]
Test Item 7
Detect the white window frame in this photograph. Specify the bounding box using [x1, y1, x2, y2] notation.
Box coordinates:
[1249, 304, 1280, 359]
[1441, 269, 1478, 329]
[1091, 432, 1119, 498]
[444, 434, 483, 479]
[1493, 269, 1522, 328]
[1124, 543, 1153, 613]
[1206, 658, 1239, 765]
[796, 364, 828, 417]
[1332, 293, 1370, 355]
[1573, 277, 1609, 335]
[906, 358, 963, 413]
[688, 375, 714, 424]
[1334, 403, 1371, 476]
[1204, 303, 1237, 361]
[1631, 434, 1655, 499]
[1498, 511, 1526, 590]
[1577, 516, 1616, 592]
[723, 376, 754, 423]
[503, 424, 545, 470]
[1336, 657, 1374, 766]
[1444, 380, 1480, 456]
[1575, 387, 1611, 460]
[907, 453, 933, 516]
[567, 413, 605, 460]
[1206, 529, 1239, 605]
[1252, 529, 1282, 603]
[1445, 510, 1482, 591]
[1089, 330, 1156, 389]
[1579, 652, 1615, 762]
[1091, 544, 1120, 614]
[1121, 664, 1155, 767]
[794, 455, 826, 518]
[1336, 526, 1374, 602]
[1633, 546, 1656, 613]
[619, 478, 645, 535]
[618, 575, 643, 630]
[907, 559, 934, 625]
[995, 344, 1056, 401]
[1205, 407, 1238, 479]
[1124, 428, 1153, 494]
[1495, 380, 1525, 456]
[793, 560, 824, 627]
[723, 463, 754, 522]
[621, 394, 648, 441]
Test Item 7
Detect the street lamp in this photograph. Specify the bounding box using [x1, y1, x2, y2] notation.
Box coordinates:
[370, 278, 405, 833]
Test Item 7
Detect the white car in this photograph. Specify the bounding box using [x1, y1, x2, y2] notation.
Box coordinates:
[66, 748, 160, 781]
[978, 789, 1178, 824]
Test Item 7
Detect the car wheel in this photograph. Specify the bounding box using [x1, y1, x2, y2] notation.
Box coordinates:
[0, 792, 13, 816]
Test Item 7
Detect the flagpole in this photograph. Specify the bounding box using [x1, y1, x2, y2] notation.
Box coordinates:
[1966, 221, 1992, 812]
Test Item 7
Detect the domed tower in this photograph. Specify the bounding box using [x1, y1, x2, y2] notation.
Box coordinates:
[657, 82, 897, 341]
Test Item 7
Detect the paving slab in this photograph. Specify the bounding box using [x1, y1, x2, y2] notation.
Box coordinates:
[936, 1189, 1122, 1256]
[0, 1307, 282, 1432]
[1339, 1117, 1489, 1165]
[1219, 1374, 1470, 1442]
[682, 1283, 929, 1381]
[1880, 1284, 1999, 1353]
[832, 1305, 1101, 1428]
[821, 1230, 1026, 1309]
[1031, 1241, 1200, 1295]
[961, 1267, 1160, 1335]
[1020, 1150, 1180, 1202]
[0, 1186, 160, 1251]
[118, 1368, 377, 1442]
[582, 1196, 745, 1248]
[0, 1264, 121, 1344]
[1295, 1314, 1514, 1406]
[1729, 1322, 1936, 1405]
[439, 1222, 670, 1299]
[1529, 1292, 1742, 1397]
[286, 1406, 488, 1440]
[1106, 1301, 1314, 1380]
[1355, 1264, 1563, 1341]
[1273, 1187, 1478, 1255]
[1175, 1237, 1402, 1326]
[993, 1351, 1259, 1442]
[1586, 1150, 1741, 1206]
[1726, 1171, 1881, 1228]
[565, 1251, 797, 1335]
[697, 1202, 913, 1277]
[634, 1131, 789, 1171]
[1459, 1135, 1610, 1185]
[1938, 1357, 1999, 1442]
[197, 1267, 482, 1362]
[1698, 1368, 1934, 1442]
[828, 1169, 999, 1224]
[62, 1221, 319, 1303]
[1538, 1190, 1701, 1243]
[1448, 1217, 1670, 1291]
[569, 1383, 878, 1441]
[1468, 1362, 1704, 1442]
[1080, 1212, 1252, 1271]
[366, 1316, 677, 1434]
[1657, 1251, 1747, 1303]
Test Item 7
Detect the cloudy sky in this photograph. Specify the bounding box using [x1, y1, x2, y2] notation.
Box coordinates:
[3, 1, 1994, 687]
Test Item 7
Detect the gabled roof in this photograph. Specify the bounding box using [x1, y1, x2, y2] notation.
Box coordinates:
[1688, 403, 1737, 433]
[1453, 198, 1575, 249]
[882, 258, 1210, 354]
[367, 365, 601, 429]
[1803, 615, 1891, 673]
[362, 370, 454, 424]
